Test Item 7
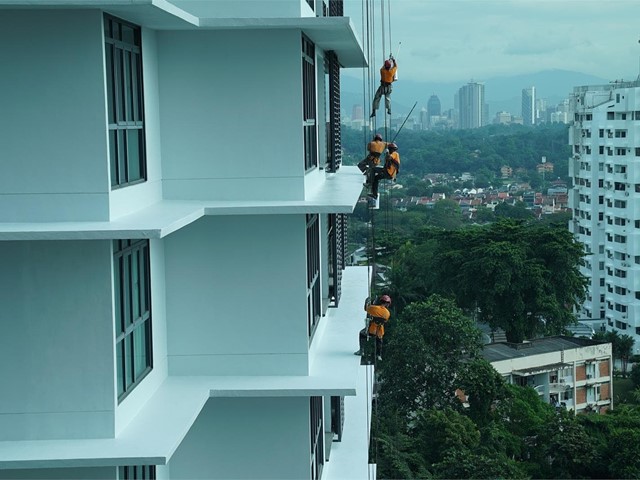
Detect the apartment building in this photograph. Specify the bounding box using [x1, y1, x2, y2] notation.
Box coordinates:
[522, 86, 536, 126]
[569, 81, 640, 352]
[458, 81, 485, 129]
[483, 336, 613, 414]
[0, 1, 373, 478]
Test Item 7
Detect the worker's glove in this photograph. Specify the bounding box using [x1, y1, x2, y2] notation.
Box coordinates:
[363, 296, 371, 310]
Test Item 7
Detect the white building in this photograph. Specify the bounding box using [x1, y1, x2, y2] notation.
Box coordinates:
[458, 81, 485, 129]
[569, 81, 640, 352]
[483, 336, 613, 414]
[522, 86, 536, 126]
[0, 1, 375, 479]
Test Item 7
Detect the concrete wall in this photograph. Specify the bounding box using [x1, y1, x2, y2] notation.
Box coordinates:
[0, 10, 110, 222]
[164, 215, 309, 375]
[157, 29, 307, 201]
[172, 0, 315, 18]
[0, 466, 115, 480]
[0, 241, 115, 440]
[168, 397, 310, 479]
[115, 239, 169, 435]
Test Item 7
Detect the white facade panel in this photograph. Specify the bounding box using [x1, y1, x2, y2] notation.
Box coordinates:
[168, 397, 309, 479]
[0, 466, 116, 480]
[0, 241, 115, 440]
[164, 215, 309, 376]
[0, 10, 110, 222]
[157, 29, 305, 202]
[172, 0, 314, 19]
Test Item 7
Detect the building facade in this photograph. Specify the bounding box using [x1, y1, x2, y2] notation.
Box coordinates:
[0, 1, 374, 478]
[458, 81, 485, 129]
[522, 86, 536, 126]
[569, 81, 640, 351]
[484, 337, 613, 414]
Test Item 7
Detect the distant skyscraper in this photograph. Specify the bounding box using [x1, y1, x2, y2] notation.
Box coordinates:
[352, 104, 363, 121]
[426, 95, 441, 127]
[458, 81, 485, 129]
[522, 87, 536, 126]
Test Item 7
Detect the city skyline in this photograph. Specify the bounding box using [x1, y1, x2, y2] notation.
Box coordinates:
[344, 0, 640, 84]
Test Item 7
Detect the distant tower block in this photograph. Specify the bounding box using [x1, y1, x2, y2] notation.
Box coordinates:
[352, 104, 364, 121]
[427, 94, 441, 127]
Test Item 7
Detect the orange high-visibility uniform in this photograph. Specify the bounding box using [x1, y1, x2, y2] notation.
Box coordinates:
[379, 62, 397, 84]
[366, 304, 390, 339]
[367, 139, 387, 164]
[385, 151, 400, 179]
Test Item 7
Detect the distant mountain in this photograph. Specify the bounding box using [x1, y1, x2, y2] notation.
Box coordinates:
[341, 69, 609, 120]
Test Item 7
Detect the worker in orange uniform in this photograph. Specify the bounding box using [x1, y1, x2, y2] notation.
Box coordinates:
[368, 142, 400, 201]
[358, 133, 387, 186]
[370, 56, 397, 117]
[354, 295, 392, 362]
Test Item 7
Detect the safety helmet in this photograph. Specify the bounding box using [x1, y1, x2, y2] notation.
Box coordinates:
[387, 142, 398, 151]
[380, 294, 392, 305]
[384, 60, 392, 69]
[374, 133, 383, 141]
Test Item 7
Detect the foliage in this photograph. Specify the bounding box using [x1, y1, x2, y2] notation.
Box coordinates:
[458, 358, 508, 427]
[379, 295, 482, 415]
[593, 330, 635, 375]
[431, 450, 528, 479]
[429, 219, 586, 342]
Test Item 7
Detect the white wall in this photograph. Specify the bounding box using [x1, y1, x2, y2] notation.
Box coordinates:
[0, 241, 115, 440]
[109, 27, 163, 220]
[115, 239, 169, 435]
[157, 29, 306, 201]
[0, 10, 110, 222]
[0, 466, 115, 480]
[172, 0, 315, 18]
[168, 397, 310, 479]
[164, 215, 309, 375]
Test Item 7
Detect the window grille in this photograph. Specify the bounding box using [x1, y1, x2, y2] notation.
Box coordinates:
[114, 239, 152, 401]
[310, 396, 324, 480]
[302, 35, 317, 171]
[104, 15, 147, 188]
[325, 51, 342, 172]
[306, 214, 321, 337]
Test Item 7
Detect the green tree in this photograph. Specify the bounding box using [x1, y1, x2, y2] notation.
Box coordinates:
[458, 358, 507, 427]
[432, 220, 586, 342]
[427, 198, 463, 230]
[379, 295, 482, 414]
[432, 450, 528, 479]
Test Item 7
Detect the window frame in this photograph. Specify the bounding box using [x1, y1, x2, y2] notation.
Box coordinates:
[302, 35, 318, 171]
[306, 214, 321, 339]
[114, 239, 153, 402]
[104, 14, 147, 189]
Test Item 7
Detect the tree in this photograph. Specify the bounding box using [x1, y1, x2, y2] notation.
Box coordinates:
[458, 358, 507, 427]
[593, 331, 635, 375]
[379, 295, 482, 415]
[432, 450, 527, 479]
[426, 198, 463, 230]
[431, 220, 587, 342]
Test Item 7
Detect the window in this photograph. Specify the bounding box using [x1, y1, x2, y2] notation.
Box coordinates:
[119, 466, 156, 480]
[306, 214, 321, 338]
[302, 35, 317, 171]
[114, 239, 152, 401]
[310, 397, 324, 480]
[105, 15, 146, 188]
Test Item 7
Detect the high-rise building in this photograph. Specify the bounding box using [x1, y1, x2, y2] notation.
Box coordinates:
[0, 1, 374, 478]
[522, 87, 536, 126]
[569, 81, 640, 352]
[458, 82, 485, 129]
[426, 94, 441, 127]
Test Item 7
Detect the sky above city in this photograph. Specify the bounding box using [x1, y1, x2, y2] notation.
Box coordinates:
[344, 0, 640, 83]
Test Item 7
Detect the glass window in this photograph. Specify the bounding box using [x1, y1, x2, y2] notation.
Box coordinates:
[104, 14, 147, 188]
[114, 239, 152, 401]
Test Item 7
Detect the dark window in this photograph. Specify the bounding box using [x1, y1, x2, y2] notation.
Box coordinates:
[302, 35, 317, 171]
[306, 214, 321, 338]
[330, 396, 345, 441]
[114, 239, 152, 401]
[324, 51, 342, 172]
[306, 0, 315, 11]
[119, 466, 156, 480]
[310, 396, 324, 480]
[105, 15, 146, 188]
[327, 213, 347, 306]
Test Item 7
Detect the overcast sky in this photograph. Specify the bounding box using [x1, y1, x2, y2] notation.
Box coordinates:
[343, 0, 640, 83]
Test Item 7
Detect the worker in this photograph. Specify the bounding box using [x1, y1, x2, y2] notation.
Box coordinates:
[358, 133, 387, 185]
[368, 142, 400, 201]
[370, 56, 397, 117]
[354, 295, 392, 362]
